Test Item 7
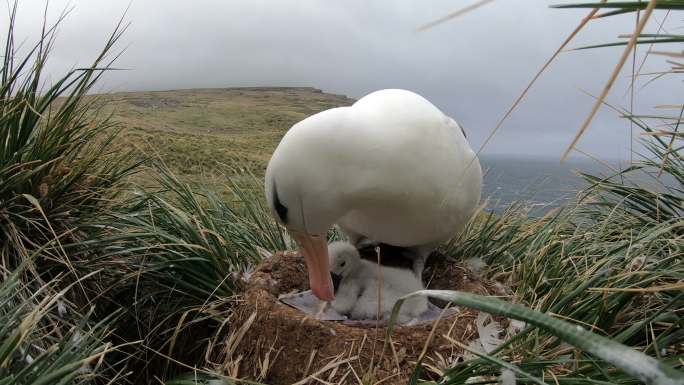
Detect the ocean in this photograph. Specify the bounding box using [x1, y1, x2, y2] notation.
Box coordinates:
[479, 155, 615, 213]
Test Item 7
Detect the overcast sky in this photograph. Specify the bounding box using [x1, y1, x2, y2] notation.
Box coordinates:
[8, 1, 682, 160]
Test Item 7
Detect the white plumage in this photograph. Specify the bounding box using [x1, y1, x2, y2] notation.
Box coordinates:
[328, 241, 428, 323]
[265, 89, 483, 301]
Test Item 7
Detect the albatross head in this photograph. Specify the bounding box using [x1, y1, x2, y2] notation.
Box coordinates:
[264, 109, 349, 301]
[264, 167, 340, 301]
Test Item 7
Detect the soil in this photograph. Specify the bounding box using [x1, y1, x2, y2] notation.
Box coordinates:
[218, 252, 511, 385]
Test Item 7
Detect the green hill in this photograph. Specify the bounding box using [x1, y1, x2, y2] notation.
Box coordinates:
[97, 87, 354, 180]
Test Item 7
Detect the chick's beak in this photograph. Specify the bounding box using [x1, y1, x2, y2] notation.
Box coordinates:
[292, 232, 334, 301]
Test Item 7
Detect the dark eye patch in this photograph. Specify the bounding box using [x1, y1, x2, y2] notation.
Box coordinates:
[340, 261, 346, 267]
[272, 182, 288, 224]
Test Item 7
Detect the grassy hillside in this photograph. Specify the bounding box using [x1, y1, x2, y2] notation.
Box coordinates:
[96, 87, 353, 179]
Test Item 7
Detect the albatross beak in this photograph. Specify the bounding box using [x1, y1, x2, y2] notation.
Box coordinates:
[292, 232, 334, 301]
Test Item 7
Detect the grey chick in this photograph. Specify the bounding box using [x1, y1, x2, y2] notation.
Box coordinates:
[328, 241, 428, 324]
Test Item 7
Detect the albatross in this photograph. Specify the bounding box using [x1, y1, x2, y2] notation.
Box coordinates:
[265, 89, 482, 301]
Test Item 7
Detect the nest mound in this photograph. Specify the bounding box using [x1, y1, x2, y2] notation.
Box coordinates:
[220, 252, 510, 384]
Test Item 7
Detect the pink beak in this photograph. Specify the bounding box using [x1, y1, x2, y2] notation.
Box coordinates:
[292, 232, 334, 301]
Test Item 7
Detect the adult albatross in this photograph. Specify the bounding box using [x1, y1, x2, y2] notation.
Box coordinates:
[265, 89, 482, 301]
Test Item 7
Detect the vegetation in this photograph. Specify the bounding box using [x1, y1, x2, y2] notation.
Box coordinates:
[0, 1, 682, 385]
[100, 87, 351, 181]
[0, 5, 136, 384]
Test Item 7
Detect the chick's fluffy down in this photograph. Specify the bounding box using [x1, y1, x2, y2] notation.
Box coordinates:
[328, 241, 427, 323]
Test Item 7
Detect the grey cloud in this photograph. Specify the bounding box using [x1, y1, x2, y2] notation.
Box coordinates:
[7, 0, 682, 160]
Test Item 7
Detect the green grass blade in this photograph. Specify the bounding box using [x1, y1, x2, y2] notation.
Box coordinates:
[389, 290, 684, 385]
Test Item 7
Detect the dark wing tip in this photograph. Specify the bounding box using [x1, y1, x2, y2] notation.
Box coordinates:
[272, 182, 288, 224]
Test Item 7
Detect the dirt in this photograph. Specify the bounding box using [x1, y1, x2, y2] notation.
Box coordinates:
[218, 252, 511, 385]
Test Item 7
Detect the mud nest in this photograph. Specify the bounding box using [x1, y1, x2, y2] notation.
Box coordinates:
[219, 252, 511, 384]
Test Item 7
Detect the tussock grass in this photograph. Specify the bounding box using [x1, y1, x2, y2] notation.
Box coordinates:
[406, 195, 683, 383]
[86, 167, 290, 309]
[0, 4, 137, 385]
[0, 5, 138, 277]
[69, 167, 294, 382]
[0, 263, 125, 385]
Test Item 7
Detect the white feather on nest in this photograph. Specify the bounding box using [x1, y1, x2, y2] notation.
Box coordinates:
[463, 312, 503, 360]
[464, 312, 526, 360]
[507, 319, 526, 335]
[462, 313, 525, 384]
[476, 312, 504, 353]
[464, 257, 488, 275]
[499, 369, 517, 385]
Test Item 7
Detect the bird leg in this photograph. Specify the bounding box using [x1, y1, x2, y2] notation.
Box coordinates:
[412, 257, 425, 281]
[407, 245, 434, 281]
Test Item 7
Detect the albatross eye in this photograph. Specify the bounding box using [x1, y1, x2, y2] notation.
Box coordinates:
[340, 261, 346, 267]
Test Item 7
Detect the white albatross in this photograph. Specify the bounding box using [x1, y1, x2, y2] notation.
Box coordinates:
[265, 89, 482, 301]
